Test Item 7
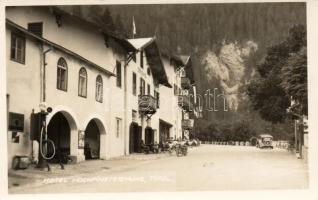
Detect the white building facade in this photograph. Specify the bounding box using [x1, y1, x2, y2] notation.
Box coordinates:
[6, 6, 197, 169]
[6, 6, 135, 168]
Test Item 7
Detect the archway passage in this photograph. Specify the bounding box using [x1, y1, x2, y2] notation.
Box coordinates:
[84, 120, 101, 160]
[145, 127, 154, 145]
[129, 123, 142, 153]
[47, 112, 71, 164]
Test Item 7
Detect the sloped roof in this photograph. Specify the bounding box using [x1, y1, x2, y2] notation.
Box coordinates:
[128, 37, 171, 87]
[173, 54, 195, 84]
[128, 38, 154, 50]
[50, 7, 136, 53]
[178, 55, 190, 66]
[6, 19, 115, 77]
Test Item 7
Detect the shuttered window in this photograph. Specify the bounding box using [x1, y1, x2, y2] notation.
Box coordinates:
[10, 33, 25, 64]
[27, 22, 43, 37]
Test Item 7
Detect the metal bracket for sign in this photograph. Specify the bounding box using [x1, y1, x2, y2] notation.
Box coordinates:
[145, 113, 154, 120]
[139, 111, 154, 120]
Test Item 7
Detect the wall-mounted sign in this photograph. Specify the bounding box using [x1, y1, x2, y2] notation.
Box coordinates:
[8, 112, 24, 132]
[78, 130, 85, 149]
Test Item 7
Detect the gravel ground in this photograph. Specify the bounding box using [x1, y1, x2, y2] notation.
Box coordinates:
[8, 145, 308, 194]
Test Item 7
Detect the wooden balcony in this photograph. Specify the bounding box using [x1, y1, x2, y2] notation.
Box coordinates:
[181, 77, 191, 89]
[178, 95, 193, 111]
[182, 119, 194, 130]
[138, 95, 157, 114]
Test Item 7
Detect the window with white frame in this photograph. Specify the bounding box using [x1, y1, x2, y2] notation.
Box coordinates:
[96, 75, 103, 102]
[57, 57, 68, 91]
[180, 67, 186, 77]
[10, 32, 25, 64]
[140, 78, 145, 95]
[78, 67, 87, 97]
[116, 118, 122, 138]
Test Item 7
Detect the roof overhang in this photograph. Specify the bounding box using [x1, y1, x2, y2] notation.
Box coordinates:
[50, 6, 136, 53]
[171, 54, 195, 84]
[128, 37, 171, 87]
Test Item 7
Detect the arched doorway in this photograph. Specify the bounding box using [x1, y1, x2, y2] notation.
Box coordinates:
[129, 122, 142, 153]
[47, 112, 71, 164]
[84, 120, 101, 160]
[145, 127, 154, 145]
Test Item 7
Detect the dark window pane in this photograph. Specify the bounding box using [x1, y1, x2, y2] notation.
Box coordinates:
[116, 61, 121, 88]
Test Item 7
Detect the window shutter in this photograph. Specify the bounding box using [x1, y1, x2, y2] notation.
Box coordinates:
[28, 22, 43, 37]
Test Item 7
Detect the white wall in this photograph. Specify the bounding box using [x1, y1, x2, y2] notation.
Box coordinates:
[6, 7, 129, 167]
[6, 7, 116, 73]
[160, 57, 183, 139]
[125, 50, 161, 150]
[6, 29, 41, 168]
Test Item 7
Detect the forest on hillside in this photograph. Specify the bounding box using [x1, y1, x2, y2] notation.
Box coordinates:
[61, 3, 307, 140]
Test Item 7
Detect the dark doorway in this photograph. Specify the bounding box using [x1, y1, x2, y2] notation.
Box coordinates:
[159, 120, 172, 143]
[129, 122, 142, 153]
[250, 137, 258, 146]
[84, 120, 100, 160]
[47, 112, 71, 163]
[145, 127, 154, 145]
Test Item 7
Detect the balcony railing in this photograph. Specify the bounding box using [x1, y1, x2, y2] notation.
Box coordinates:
[181, 77, 191, 89]
[138, 95, 157, 114]
[178, 95, 193, 111]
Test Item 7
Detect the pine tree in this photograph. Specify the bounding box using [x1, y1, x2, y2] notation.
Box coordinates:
[71, 6, 83, 17]
[281, 47, 307, 115]
[100, 8, 116, 34]
[88, 5, 103, 24]
[115, 14, 127, 38]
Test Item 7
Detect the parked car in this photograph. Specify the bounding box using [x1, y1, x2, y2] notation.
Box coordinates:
[256, 134, 274, 149]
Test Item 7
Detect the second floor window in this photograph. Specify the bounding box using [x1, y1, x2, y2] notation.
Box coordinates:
[96, 75, 103, 103]
[154, 91, 160, 108]
[140, 51, 144, 68]
[116, 118, 122, 138]
[132, 72, 137, 96]
[10, 33, 25, 64]
[78, 67, 87, 97]
[116, 61, 122, 88]
[147, 84, 151, 95]
[140, 78, 145, 95]
[57, 58, 68, 91]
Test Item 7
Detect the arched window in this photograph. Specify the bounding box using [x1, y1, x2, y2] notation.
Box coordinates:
[78, 67, 87, 97]
[96, 75, 103, 102]
[57, 57, 68, 91]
